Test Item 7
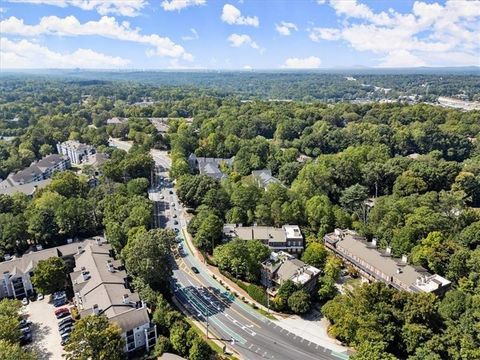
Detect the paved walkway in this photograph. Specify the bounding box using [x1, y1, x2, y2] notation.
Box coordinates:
[182, 225, 350, 355]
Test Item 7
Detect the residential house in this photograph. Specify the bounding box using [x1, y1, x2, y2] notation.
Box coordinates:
[261, 251, 320, 295]
[188, 154, 234, 180]
[70, 238, 157, 353]
[57, 140, 96, 165]
[251, 169, 282, 189]
[324, 229, 451, 295]
[223, 224, 304, 254]
[0, 154, 70, 189]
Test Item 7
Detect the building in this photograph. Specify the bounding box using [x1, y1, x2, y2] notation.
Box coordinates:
[70, 238, 157, 353]
[251, 169, 282, 189]
[0, 240, 92, 299]
[188, 154, 234, 180]
[261, 251, 320, 295]
[107, 117, 127, 125]
[57, 140, 95, 165]
[0, 154, 70, 189]
[0, 179, 51, 197]
[223, 224, 304, 254]
[324, 229, 451, 295]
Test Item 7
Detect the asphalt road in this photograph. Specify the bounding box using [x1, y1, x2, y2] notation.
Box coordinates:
[149, 152, 346, 360]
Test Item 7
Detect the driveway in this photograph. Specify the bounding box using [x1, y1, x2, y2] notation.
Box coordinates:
[24, 298, 64, 359]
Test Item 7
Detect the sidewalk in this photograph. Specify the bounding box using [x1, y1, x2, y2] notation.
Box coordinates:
[181, 225, 350, 355]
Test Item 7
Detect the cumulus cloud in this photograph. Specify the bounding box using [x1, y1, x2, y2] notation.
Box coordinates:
[282, 56, 321, 69]
[0, 37, 130, 68]
[275, 21, 298, 36]
[0, 15, 193, 61]
[6, 0, 147, 17]
[312, 0, 480, 67]
[161, 0, 205, 11]
[221, 4, 259, 27]
[227, 33, 259, 49]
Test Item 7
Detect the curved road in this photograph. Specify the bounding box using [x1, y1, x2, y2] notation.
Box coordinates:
[149, 151, 347, 360]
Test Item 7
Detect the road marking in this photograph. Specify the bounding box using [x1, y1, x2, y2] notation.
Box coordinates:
[248, 344, 254, 349]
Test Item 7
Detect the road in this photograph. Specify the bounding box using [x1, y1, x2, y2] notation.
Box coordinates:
[148, 150, 347, 360]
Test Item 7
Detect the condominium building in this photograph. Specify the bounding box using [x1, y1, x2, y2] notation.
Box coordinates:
[70, 238, 157, 353]
[57, 140, 95, 165]
[324, 229, 451, 295]
[188, 154, 234, 180]
[0, 154, 70, 189]
[223, 224, 304, 254]
[261, 251, 320, 295]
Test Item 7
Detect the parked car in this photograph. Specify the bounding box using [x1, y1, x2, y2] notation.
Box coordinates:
[36, 293, 44, 301]
[20, 326, 31, 335]
[59, 326, 73, 335]
[21, 297, 29, 306]
[55, 308, 70, 319]
[19, 319, 32, 328]
[54, 298, 66, 307]
[61, 334, 70, 346]
[191, 266, 200, 274]
[19, 332, 32, 345]
[59, 323, 73, 333]
[58, 316, 73, 327]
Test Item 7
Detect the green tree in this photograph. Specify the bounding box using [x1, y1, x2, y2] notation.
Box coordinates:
[122, 229, 174, 289]
[31, 257, 67, 294]
[194, 213, 223, 254]
[39, 143, 54, 157]
[126, 177, 149, 196]
[169, 321, 189, 357]
[64, 315, 125, 360]
[0, 339, 36, 360]
[0, 299, 21, 344]
[305, 195, 334, 236]
[189, 337, 213, 360]
[153, 336, 171, 357]
[302, 242, 328, 269]
[340, 184, 369, 222]
[288, 290, 311, 314]
[351, 341, 396, 360]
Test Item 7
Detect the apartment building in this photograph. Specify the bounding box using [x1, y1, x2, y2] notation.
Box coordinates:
[0, 154, 70, 189]
[324, 229, 451, 295]
[223, 224, 304, 254]
[70, 238, 157, 353]
[57, 140, 95, 165]
[261, 251, 320, 295]
[188, 154, 234, 180]
[0, 240, 90, 299]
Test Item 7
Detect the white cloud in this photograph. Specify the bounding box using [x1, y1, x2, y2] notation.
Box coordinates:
[221, 4, 259, 27]
[317, 0, 326, 4]
[0, 15, 193, 60]
[0, 37, 130, 68]
[309, 27, 341, 41]
[182, 28, 199, 41]
[6, 0, 147, 17]
[243, 65, 252, 70]
[227, 33, 259, 49]
[275, 21, 297, 36]
[282, 56, 321, 69]
[161, 0, 205, 11]
[313, 0, 480, 67]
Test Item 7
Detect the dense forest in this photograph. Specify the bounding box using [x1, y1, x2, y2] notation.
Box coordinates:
[0, 75, 479, 359]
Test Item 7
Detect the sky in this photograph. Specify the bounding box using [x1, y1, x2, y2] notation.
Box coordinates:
[0, 0, 479, 70]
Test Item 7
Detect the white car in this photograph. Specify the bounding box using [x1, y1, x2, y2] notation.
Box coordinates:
[21, 297, 29, 306]
[37, 293, 44, 301]
[171, 202, 175, 207]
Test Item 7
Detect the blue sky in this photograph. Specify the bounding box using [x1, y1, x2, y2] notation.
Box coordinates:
[1, 0, 479, 69]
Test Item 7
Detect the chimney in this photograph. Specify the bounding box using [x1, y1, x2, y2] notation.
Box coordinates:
[401, 254, 408, 263]
[106, 260, 114, 272]
[96, 238, 101, 245]
[386, 246, 392, 255]
[396, 268, 402, 274]
[122, 294, 129, 304]
[82, 271, 90, 281]
[92, 304, 99, 315]
[372, 238, 377, 247]
[77, 246, 82, 255]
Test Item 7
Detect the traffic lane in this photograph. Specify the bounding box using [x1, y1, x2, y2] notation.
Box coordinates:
[173, 268, 331, 360]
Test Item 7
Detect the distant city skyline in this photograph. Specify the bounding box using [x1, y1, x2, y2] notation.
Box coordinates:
[1, 0, 479, 70]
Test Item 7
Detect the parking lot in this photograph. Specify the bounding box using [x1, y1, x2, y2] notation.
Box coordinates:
[24, 298, 65, 359]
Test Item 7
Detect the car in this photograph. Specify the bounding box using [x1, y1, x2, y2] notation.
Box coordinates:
[36, 293, 44, 301]
[59, 323, 73, 333]
[54, 299, 66, 307]
[191, 266, 200, 274]
[175, 237, 182, 243]
[53, 291, 66, 300]
[59, 326, 73, 335]
[20, 326, 31, 335]
[177, 244, 183, 250]
[175, 228, 180, 233]
[159, 194, 164, 199]
[61, 335, 70, 346]
[55, 307, 69, 316]
[19, 319, 32, 328]
[19, 332, 32, 345]
[58, 316, 73, 327]
[21, 297, 29, 306]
